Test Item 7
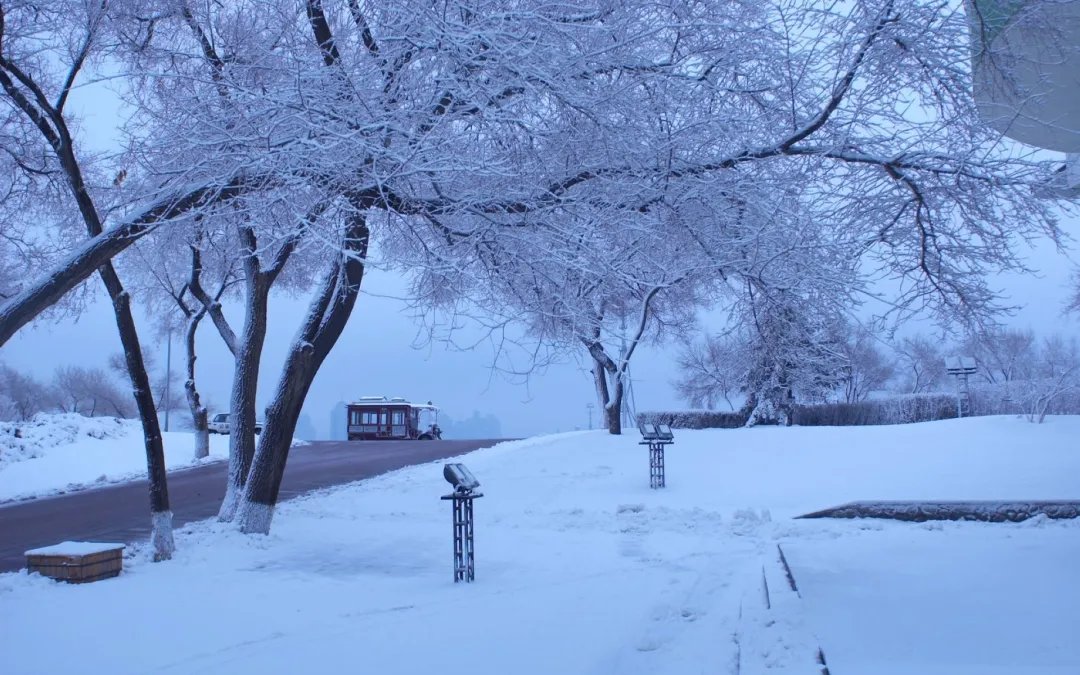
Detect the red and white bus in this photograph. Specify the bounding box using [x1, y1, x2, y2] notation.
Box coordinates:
[346, 396, 442, 440]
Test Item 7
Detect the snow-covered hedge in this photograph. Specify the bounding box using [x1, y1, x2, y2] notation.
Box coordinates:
[643, 383, 1080, 430]
[792, 394, 957, 427]
[0, 413, 133, 469]
[637, 409, 749, 429]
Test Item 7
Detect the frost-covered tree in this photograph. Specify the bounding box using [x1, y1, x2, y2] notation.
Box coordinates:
[403, 212, 707, 434]
[52, 365, 136, 419]
[894, 333, 949, 393]
[0, 1, 176, 558]
[837, 325, 895, 403]
[122, 225, 240, 458]
[2, 0, 1076, 534]
[1014, 334, 1080, 423]
[0, 363, 50, 421]
[674, 333, 750, 411]
[962, 327, 1037, 383]
[740, 287, 848, 425]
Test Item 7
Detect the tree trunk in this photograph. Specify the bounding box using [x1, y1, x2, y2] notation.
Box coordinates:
[102, 266, 174, 561]
[592, 356, 610, 428]
[0, 54, 176, 560]
[236, 342, 319, 534]
[236, 216, 369, 534]
[604, 399, 622, 434]
[591, 353, 624, 435]
[218, 272, 270, 521]
[606, 373, 624, 435]
[184, 311, 211, 460]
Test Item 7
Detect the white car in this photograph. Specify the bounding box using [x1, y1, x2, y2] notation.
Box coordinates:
[208, 413, 263, 435]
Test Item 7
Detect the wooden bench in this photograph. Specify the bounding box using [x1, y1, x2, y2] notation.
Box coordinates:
[25, 542, 125, 583]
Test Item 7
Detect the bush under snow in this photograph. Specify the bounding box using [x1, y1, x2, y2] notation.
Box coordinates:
[0, 413, 133, 469]
[0, 413, 230, 502]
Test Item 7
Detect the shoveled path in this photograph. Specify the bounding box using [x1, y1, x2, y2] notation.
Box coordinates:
[0, 439, 506, 573]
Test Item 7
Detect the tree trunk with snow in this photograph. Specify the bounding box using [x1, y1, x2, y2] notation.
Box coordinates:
[590, 349, 624, 436]
[184, 310, 211, 460]
[0, 40, 174, 560]
[219, 266, 270, 522]
[108, 277, 175, 560]
[237, 214, 369, 534]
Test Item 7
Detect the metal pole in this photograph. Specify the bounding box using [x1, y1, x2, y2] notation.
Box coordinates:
[164, 328, 171, 431]
[649, 442, 666, 489]
[444, 491, 481, 582]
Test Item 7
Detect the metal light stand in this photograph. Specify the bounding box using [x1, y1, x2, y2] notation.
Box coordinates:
[441, 488, 482, 582]
[946, 356, 978, 418]
[638, 424, 675, 489]
[648, 441, 665, 488]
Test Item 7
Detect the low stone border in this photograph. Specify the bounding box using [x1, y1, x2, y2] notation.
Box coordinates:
[797, 500, 1080, 523]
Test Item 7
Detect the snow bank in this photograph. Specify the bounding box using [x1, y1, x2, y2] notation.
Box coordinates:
[0, 416, 1076, 674]
[0, 413, 130, 468]
[0, 414, 230, 502]
[784, 517, 1080, 675]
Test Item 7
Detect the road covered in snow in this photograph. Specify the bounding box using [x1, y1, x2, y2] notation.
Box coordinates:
[1, 415, 1077, 674]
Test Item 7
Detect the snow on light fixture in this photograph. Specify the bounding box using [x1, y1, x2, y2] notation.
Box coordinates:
[441, 463, 483, 582]
[443, 463, 480, 493]
[638, 423, 675, 488]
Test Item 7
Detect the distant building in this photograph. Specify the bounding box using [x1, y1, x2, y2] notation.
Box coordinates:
[294, 413, 318, 441]
[329, 402, 347, 441]
[440, 411, 502, 439]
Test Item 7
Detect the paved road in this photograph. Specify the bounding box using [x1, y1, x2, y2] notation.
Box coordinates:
[0, 439, 506, 573]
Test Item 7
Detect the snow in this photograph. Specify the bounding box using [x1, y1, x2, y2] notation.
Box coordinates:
[0, 414, 230, 503]
[25, 541, 125, 557]
[784, 518, 1080, 675]
[0, 415, 1077, 674]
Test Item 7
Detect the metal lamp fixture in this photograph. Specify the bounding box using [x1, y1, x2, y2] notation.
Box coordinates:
[443, 463, 480, 493]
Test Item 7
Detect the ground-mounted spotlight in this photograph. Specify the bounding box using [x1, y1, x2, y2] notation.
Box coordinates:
[638, 422, 675, 488]
[443, 463, 480, 493]
[945, 356, 978, 418]
[441, 463, 483, 582]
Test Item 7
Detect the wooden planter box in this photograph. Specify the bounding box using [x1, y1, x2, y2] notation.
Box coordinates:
[25, 542, 125, 584]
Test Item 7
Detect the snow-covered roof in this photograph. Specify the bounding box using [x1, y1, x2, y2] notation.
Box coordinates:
[348, 396, 438, 410]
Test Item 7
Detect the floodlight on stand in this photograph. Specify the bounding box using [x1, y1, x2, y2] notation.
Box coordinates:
[440, 463, 483, 583]
[638, 423, 659, 441]
[637, 422, 675, 489]
[945, 355, 977, 418]
[443, 463, 480, 493]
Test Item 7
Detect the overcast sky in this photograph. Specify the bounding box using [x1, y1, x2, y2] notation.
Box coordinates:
[2, 60, 1078, 439]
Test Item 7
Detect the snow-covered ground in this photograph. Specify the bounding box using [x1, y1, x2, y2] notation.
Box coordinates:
[0, 414, 230, 502]
[1, 416, 1077, 674]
